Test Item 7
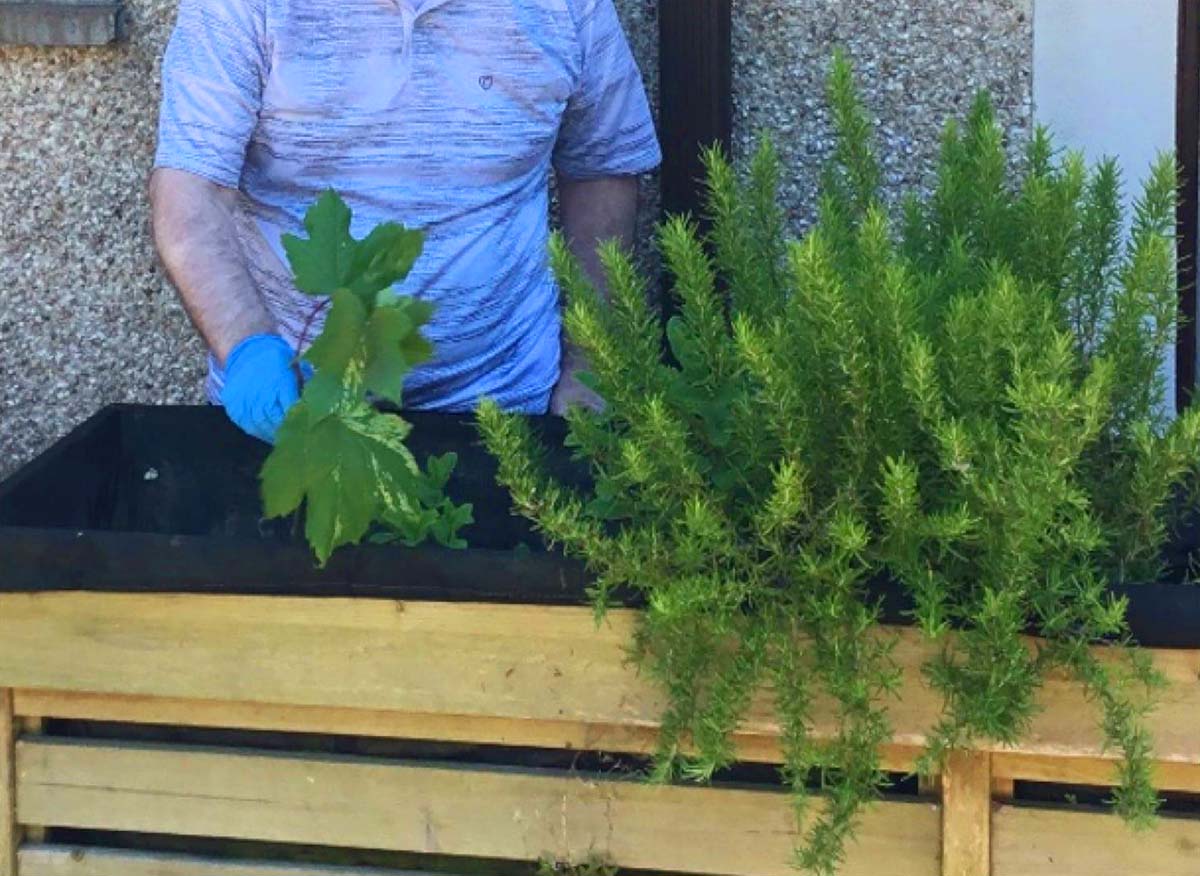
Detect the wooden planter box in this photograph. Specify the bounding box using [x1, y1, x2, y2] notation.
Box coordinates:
[0, 406, 1196, 876]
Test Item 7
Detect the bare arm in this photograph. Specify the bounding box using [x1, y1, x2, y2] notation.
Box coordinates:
[557, 173, 639, 295]
[552, 173, 641, 413]
[149, 168, 276, 365]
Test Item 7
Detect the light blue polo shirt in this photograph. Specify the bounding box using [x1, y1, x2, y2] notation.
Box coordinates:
[155, 0, 661, 412]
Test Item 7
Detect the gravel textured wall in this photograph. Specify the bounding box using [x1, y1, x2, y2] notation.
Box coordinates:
[0, 0, 198, 478]
[733, 0, 1034, 228]
[0, 0, 662, 477]
[0, 0, 1033, 478]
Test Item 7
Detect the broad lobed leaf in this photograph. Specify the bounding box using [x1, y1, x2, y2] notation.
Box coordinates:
[282, 191, 426, 300]
[282, 190, 356, 295]
[262, 401, 422, 566]
[265, 190, 466, 565]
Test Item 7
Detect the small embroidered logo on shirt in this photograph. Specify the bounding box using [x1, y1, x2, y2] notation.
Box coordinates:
[479, 75, 494, 90]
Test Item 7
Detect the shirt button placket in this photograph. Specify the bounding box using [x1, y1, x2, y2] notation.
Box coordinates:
[395, 2, 415, 83]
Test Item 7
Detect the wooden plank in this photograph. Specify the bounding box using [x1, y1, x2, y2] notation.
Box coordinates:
[15, 739, 941, 876]
[993, 804, 1200, 876]
[15, 719, 45, 848]
[14, 689, 671, 758]
[19, 845, 415, 876]
[0, 595, 662, 724]
[940, 751, 992, 876]
[10, 690, 921, 774]
[1013, 647, 1200, 766]
[0, 593, 1195, 770]
[993, 751, 1200, 793]
[0, 691, 16, 876]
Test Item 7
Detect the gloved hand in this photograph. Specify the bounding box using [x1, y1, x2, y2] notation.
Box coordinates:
[220, 334, 306, 444]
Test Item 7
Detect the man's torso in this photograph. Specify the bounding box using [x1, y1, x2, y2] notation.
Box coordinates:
[228, 0, 585, 411]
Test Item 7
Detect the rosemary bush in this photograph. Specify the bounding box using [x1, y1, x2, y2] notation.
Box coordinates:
[478, 52, 1200, 874]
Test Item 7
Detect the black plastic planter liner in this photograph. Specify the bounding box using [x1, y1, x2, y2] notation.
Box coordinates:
[0, 404, 590, 605]
[1, 404, 1198, 648]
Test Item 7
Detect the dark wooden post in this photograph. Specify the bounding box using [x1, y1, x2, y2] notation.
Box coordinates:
[658, 0, 734, 221]
[1177, 0, 1199, 410]
[657, 0, 733, 324]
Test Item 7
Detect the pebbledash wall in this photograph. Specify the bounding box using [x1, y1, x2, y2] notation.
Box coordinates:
[0, 0, 1173, 476]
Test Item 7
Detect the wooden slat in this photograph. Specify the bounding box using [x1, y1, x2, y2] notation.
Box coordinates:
[0, 593, 920, 754]
[0, 595, 663, 724]
[16, 718, 46, 848]
[15, 739, 940, 876]
[940, 752, 992, 876]
[0, 691, 16, 876]
[993, 750, 1200, 793]
[1019, 649, 1200, 766]
[10, 690, 920, 773]
[14, 689, 671, 758]
[18, 846, 414, 876]
[993, 804, 1200, 876]
[0, 593, 1195, 770]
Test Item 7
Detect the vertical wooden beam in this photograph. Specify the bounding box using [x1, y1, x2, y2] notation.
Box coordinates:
[989, 776, 1015, 802]
[14, 719, 43, 847]
[1177, 0, 1200, 410]
[0, 691, 17, 876]
[658, 0, 733, 222]
[941, 751, 992, 876]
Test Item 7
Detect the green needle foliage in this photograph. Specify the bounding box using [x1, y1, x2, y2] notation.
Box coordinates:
[478, 50, 1200, 874]
[261, 191, 472, 565]
[537, 855, 618, 876]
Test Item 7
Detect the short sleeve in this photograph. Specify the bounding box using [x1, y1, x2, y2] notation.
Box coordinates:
[553, 0, 662, 180]
[154, 0, 267, 188]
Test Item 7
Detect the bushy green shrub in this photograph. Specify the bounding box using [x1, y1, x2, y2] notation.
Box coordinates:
[478, 52, 1200, 874]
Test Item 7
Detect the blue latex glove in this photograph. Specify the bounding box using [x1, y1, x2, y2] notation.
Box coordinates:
[220, 334, 305, 444]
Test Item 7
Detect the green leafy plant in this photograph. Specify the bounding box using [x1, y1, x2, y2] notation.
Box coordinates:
[478, 51, 1200, 874]
[261, 191, 473, 564]
[536, 855, 618, 876]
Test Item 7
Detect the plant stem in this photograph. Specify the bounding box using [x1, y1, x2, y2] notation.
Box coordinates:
[297, 297, 332, 356]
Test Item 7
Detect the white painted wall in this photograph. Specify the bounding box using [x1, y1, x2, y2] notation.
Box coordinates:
[1034, 0, 1176, 184]
[1033, 0, 1180, 410]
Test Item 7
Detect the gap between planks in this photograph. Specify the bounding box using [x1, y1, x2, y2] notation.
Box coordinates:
[18, 845, 423, 876]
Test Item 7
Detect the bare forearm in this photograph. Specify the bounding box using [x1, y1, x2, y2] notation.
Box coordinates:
[548, 174, 641, 414]
[556, 173, 640, 299]
[149, 168, 275, 365]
